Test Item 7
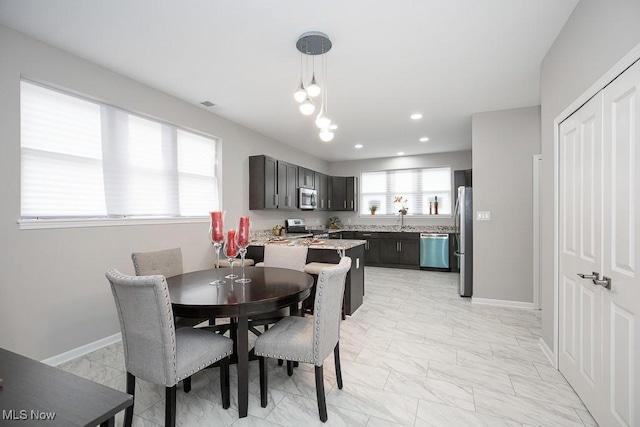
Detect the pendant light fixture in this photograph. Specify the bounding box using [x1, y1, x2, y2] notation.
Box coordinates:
[295, 31, 336, 142]
[293, 52, 307, 103]
[299, 95, 315, 116]
[315, 48, 331, 130]
[306, 66, 321, 98]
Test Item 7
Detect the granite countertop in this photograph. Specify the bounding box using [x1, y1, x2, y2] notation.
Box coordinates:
[249, 234, 365, 250]
[329, 224, 456, 233]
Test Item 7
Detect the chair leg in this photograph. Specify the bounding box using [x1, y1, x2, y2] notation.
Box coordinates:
[314, 365, 328, 422]
[220, 357, 230, 409]
[278, 359, 283, 366]
[259, 356, 268, 408]
[124, 372, 135, 427]
[183, 376, 191, 393]
[334, 342, 343, 389]
[287, 360, 294, 376]
[165, 385, 177, 427]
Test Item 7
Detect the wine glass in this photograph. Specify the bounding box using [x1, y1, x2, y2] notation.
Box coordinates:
[224, 229, 239, 279]
[209, 211, 226, 285]
[235, 216, 251, 283]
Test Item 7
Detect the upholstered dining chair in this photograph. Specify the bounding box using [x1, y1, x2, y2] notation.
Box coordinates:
[254, 256, 352, 422]
[106, 269, 233, 427]
[255, 244, 309, 271]
[250, 245, 309, 335]
[131, 248, 209, 328]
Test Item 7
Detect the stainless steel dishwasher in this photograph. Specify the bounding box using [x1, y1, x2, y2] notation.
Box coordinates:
[419, 233, 450, 270]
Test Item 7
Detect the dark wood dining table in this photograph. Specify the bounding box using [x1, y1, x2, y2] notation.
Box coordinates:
[166, 266, 313, 418]
[0, 347, 132, 426]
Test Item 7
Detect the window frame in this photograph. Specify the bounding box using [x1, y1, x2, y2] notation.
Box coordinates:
[18, 79, 223, 230]
[359, 166, 453, 218]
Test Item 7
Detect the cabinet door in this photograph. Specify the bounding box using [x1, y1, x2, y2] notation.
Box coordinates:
[331, 176, 346, 211]
[249, 155, 278, 210]
[281, 161, 298, 210]
[397, 239, 419, 265]
[299, 167, 314, 189]
[357, 232, 380, 265]
[378, 239, 400, 264]
[315, 172, 328, 211]
[345, 176, 358, 211]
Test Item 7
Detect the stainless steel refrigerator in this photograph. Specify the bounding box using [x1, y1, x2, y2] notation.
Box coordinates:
[454, 186, 473, 297]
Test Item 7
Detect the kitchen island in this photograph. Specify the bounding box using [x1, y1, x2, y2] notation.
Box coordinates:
[246, 236, 366, 315]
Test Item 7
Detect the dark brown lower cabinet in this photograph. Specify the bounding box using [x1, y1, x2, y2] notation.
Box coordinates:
[356, 232, 419, 269]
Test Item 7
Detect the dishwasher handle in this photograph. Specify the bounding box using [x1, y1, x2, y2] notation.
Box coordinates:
[420, 233, 449, 239]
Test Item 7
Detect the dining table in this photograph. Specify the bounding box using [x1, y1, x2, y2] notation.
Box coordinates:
[166, 266, 313, 418]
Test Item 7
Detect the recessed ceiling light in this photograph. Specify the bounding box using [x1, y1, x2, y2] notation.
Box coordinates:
[410, 113, 422, 120]
[200, 101, 215, 107]
[397, 152, 405, 156]
[354, 144, 363, 149]
[419, 137, 429, 142]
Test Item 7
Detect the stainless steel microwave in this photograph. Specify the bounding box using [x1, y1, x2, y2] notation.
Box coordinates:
[298, 187, 317, 210]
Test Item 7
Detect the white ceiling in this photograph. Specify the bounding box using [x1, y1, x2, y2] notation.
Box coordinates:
[0, 0, 578, 162]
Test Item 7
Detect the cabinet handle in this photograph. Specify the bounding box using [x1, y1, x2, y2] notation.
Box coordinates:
[273, 194, 277, 206]
[399, 242, 402, 251]
[351, 200, 354, 209]
[328, 200, 331, 209]
[344, 201, 347, 209]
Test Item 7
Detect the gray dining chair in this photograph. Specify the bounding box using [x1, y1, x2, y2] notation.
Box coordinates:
[250, 245, 309, 335]
[106, 269, 233, 427]
[131, 248, 210, 328]
[254, 256, 352, 423]
[255, 244, 309, 271]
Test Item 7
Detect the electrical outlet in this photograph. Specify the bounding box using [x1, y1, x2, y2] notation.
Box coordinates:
[477, 211, 491, 221]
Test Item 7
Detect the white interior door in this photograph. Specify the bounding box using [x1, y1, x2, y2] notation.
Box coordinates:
[559, 59, 640, 427]
[600, 59, 640, 427]
[558, 91, 604, 417]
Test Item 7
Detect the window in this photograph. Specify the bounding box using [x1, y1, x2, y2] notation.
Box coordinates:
[360, 167, 452, 216]
[20, 81, 220, 221]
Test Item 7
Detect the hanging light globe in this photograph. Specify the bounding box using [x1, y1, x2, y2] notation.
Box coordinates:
[294, 81, 307, 103]
[319, 129, 334, 142]
[306, 73, 321, 98]
[299, 96, 315, 116]
[315, 110, 331, 129]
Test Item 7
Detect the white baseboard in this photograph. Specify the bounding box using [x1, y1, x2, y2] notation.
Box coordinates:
[539, 337, 556, 368]
[41, 332, 122, 367]
[471, 297, 536, 310]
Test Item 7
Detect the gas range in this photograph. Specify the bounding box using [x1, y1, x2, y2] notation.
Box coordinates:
[284, 219, 330, 239]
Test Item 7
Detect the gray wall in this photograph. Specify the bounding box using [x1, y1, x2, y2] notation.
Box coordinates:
[0, 25, 329, 360]
[328, 151, 472, 227]
[539, 0, 640, 348]
[472, 106, 540, 303]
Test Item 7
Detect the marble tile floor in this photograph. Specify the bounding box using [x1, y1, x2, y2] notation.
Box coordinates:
[59, 267, 598, 426]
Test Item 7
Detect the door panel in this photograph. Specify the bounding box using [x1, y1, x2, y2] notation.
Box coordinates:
[559, 91, 603, 418]
[601, 59, 640, 427]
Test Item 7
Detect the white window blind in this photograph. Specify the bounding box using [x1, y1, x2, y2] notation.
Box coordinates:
[360, 167, 452, 215]
[20, 81, 220, 220]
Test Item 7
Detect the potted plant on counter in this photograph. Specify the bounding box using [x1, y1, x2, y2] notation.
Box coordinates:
[327, 216, 343, 229]
[369, 205, 378, 215]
